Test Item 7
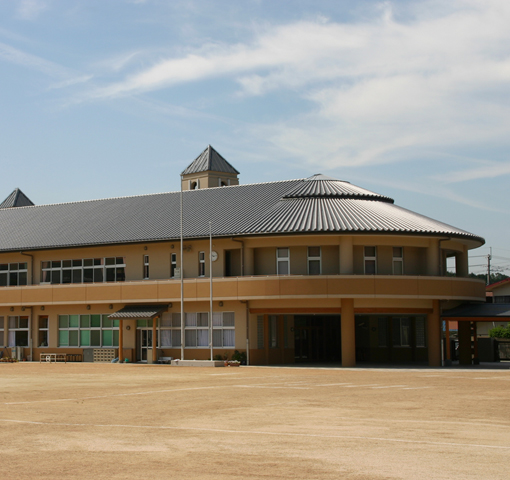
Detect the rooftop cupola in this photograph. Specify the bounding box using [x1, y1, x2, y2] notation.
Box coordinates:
[181, 145, 240, 190]
[0, 188, 34, 208]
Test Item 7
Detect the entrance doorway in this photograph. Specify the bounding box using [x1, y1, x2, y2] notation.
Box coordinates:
[294, 315, 341, 362]
[136, 329, 158, 362]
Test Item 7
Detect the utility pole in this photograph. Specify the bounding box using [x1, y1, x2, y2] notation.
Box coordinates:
[487, 247, 492, 285]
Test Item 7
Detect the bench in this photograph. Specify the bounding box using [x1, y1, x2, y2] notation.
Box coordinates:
[158, 356, 173, 364]
[40, 353, 67, 363]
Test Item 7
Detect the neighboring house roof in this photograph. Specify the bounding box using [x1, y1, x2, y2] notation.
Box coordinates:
[0, 175, 484, 253]
[486, 278, 510, 291]
[0, 188, 34, 209]
[181, 145, 240, 175]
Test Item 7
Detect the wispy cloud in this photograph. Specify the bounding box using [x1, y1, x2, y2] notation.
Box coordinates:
[16, 0, 48, 20]
[0, 41, 69, 77]
[74, 0, 510, 190]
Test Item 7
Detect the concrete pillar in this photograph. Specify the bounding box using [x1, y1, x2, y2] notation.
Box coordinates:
[118, 319, 123, 363]
[455, 248, 469, 277]
[245, 247, 255, 276]
[427, 300, 441, 367]
[339, 237, 353, 274]
[341, 298, 356, 367]
[152, 316, 158, 364]
[426, 239, 439, 276]
[458, 321, 472, 365]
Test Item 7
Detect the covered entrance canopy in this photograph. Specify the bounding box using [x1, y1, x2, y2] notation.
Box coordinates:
[442, 303, 510, 365]
[109, 304, 169, 363]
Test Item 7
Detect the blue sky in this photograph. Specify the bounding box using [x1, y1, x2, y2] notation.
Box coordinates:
[1, 0, 509, 275]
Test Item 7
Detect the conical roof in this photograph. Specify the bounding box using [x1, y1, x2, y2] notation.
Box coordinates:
[283, 174, 393, 202]
[181, 145, 239, 175]
[0, 188, 34, 209]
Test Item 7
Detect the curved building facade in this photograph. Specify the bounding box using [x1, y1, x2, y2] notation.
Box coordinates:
[0, 146, 485, 366]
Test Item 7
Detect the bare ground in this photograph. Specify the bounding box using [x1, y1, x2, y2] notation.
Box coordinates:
[1, 363, 509, 479]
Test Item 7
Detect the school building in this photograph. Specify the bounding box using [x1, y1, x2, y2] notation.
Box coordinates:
[0, 145, 486, 366]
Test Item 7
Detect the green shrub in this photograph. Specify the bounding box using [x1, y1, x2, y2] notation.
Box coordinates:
[489, 323, 510, 339]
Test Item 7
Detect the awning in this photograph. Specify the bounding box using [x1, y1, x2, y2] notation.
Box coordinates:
[442, 303, 510, 322]
[108, 304, 169, 320]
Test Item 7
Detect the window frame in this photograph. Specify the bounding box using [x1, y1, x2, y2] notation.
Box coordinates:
[143, 254, 149, 280]
[38, 315, 49, 347]
[159, 313, 182, 348]
[307, 246, 322, 275]
[198, 251, 205, 277]
[212, 312, 235, 348]
[0, 262, 28, 287]
[57, 314, 119, 348]
[269, 315, 278, 348]
[364, 246, 377, 275]
[276, 247, 290, 275]
[171, 253, 177, 278]
[8, 315, 29, 347]
[41, 257, 126, 285]
[392, 247, 404, 275]
[184, 312, 209, 347]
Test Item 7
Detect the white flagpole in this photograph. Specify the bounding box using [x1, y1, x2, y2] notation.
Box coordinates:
[180, 177, 184, 361]
[209, 221, 213, 361]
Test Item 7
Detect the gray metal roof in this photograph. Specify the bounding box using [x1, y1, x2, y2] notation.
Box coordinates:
[181, 145, 240, 175]
[108, 304, 169, 319]
[0, 188, 34, 209]
[442, 303, 510, 319]
[284, 175, 393, 202]
[0, 175, 484, 253]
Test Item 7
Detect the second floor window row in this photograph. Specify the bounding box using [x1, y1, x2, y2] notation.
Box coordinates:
[41, 257, 126, 284]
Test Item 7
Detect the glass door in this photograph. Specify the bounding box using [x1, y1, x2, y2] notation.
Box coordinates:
[136, 329, 158, 362]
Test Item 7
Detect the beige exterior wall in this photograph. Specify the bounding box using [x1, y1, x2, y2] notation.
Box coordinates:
[0, 232, 484, 366]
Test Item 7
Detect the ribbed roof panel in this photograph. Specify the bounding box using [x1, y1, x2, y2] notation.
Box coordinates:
[247, 197, 479, 238]
[284, 178, 393, 202]
[0, 176, 484, 252]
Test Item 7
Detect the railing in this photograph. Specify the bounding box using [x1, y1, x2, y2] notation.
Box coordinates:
[0, 274, 486, 306]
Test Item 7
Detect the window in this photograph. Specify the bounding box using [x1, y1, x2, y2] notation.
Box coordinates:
[171, 253, 177, 278]
[257, 316, 264, 349]
[198, 252, 205, 277]
[364, 247, 377, 274]
[0, 263, 28, 287]
[494, 296, 510, 304]
[212, 312, 235, 348]
[378, 317, 387, 347]
[8, 316, 29, 347]
[185, 312, 209, 347]
[160, 313, 182, 348]
[415, 317, 427, 347]
[143, 255, 149, 279]
[269, 315, 278, 348]
[38, 316, 49, 347]
[277, 248, 289, 275]
[41, 257, 125, 285]
[307, 247, 321, 275]
[58, 314, 118, 347]
[393, 247, 403, 275]
[392, 317, 411, 347]
[0, 317, 4, 347]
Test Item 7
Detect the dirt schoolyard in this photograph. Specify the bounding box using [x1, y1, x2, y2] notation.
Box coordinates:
[1, 363, 509, 479]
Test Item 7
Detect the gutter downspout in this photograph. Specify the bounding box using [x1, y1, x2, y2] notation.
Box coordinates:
[231, 238, 244, 276]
